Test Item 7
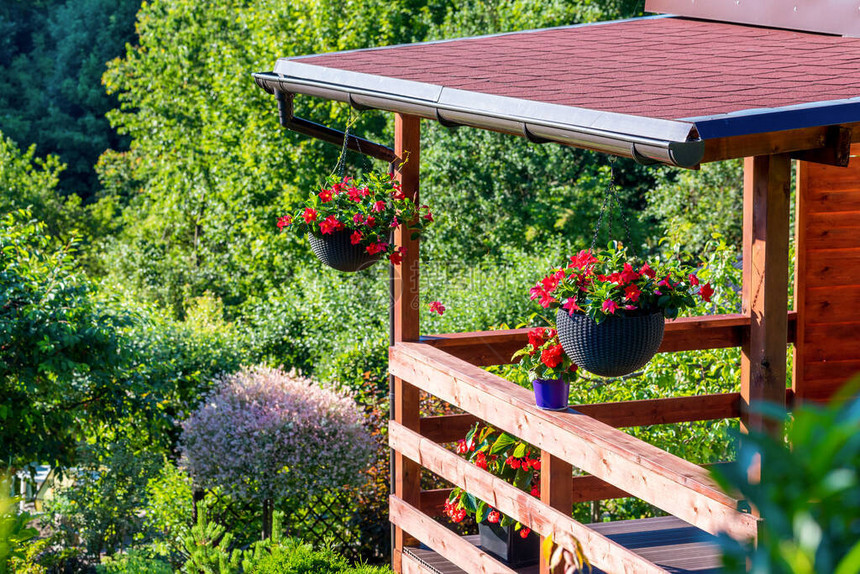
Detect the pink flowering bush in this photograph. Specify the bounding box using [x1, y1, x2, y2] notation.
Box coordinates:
[180, 367, 374, 503]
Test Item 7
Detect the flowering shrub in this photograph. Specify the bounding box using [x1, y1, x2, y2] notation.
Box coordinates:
[529, 241, 713, 323]
[181, 367, 374, 503]
[511, 326, 578, 383]
[444, 424, 540, 538]
[277, 170, 433, 264]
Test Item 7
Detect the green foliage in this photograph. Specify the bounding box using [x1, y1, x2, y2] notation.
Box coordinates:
[250, 538, 390, 574]
[713, 387, 860, 574]
[97, 549, 172, 574]
[0, 480, 39, 574]
[181, 505, 247, 574]
[645, 160, 744, 254]
[0, 210, 138, 469]
[0, 0, 138, 199]
[47, 433, 163, 556]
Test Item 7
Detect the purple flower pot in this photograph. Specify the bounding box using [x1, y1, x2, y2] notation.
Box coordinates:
[532, 378, 570, 410]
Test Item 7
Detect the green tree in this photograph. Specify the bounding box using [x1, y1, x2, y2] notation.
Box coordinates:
[0, 210, 139, 470]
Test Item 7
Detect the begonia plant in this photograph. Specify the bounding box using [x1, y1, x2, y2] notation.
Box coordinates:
[529, 242, 713, 323]
[277, 170, 432, 264]
[444, 424, 540, 538]
[511, 326, 579, 383]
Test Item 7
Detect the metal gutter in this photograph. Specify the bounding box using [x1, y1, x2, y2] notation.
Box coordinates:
[254, 64, 705, 168]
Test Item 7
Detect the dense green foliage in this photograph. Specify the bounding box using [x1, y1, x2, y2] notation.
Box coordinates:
[714, 387, 860, 573]
[0, 0, 139, 199]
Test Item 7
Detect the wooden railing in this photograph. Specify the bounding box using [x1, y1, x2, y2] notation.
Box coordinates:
[389, 313, 798, 573]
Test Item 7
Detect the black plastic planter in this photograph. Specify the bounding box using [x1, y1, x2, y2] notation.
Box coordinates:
[308, 229, 383, 272]
[556, 309, 665, 377]
[479, 522, 539, 568]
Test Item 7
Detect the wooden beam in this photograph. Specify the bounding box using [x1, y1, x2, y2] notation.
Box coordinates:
[390, 342, 760, 540]
[701, 122, 860, 164]
[421, 312, 798, 366]
[392, 113, 422, 567]
[540, 452, 574, 574]
[390, 423, 671, 574]
[390, 495, 518, 574]
[419, 393, 741, 443]
[790, 126, 853, 167]
[741, 155, 792, 436]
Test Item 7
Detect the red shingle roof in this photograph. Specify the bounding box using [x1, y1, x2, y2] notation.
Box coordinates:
[295, 17, 860, 122]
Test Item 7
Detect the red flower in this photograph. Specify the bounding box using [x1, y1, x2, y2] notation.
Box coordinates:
[624, 284, 641, 302]
[569, 250, 597, 270]
[353, 213, 364, 225]
[538, 291, 555, 309]
[530, 459, 541, 470]
[318, 188, 333, 202]
[689, 273, 700, 286]
[639, 263, 656, 279]
[519, 527, 531, 539]
[456, 439, 468, 454]
[319, 215, 343, 235]
[540, 344, 564, 368]
[389, 248, 404, 265]
[366, 242, 388, 255]
[562, 297, 581, 316]
[350, 231, 363, 245]
[475, 452, 488, 470]
[372, 200, 386, 213]
[429, 301, 446, 316]
[699, 282, 714, 302]
[530, 484, 540, 497]
[488, 510, 501, 524]
[390, 217, 400, 228]
[347, 187, 362, 202]
[302, 208, 318, 223]
[602, 299, 618, 315]
[620, 263, 640, 284]
[506, 456, 521, 470]
[365, 216, 376, 227]
[568, 363, 578, 374]
[527, 328, 546, 351]
[423, 211, 434, 222]
[277, 215, 292, 229]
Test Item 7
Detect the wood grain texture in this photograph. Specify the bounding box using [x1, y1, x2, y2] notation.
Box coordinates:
[741, 154, 792, 435]
[389, 342, 760, 540]
[390, 495, 519, 574]
[700, 124, 860, 164]
[540, 452, 573, 574]
[390, 422, 671, 574]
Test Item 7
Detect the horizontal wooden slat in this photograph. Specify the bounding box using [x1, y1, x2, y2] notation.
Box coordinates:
[804, 286, 860, 324]
[391, 422, 670, 574]
[390, 495, 517, 574]
[422, 313, 798, 366]
[804, 212, 860, 250]
[420, 414, 479, 443]
[802, 323, 860, 362]
[390, 342, 760, 540]
[803, 360, 860, 382]
[420, 488, 451, 517]
[800, 249, 860, 287]
[803, 191, 860, 213]
[574, 393, 740, 428]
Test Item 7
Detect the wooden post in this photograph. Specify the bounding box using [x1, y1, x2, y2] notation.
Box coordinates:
[392, 113, 421, 573]
[741, 154, 791, 443]
[539, 451, 573, 574]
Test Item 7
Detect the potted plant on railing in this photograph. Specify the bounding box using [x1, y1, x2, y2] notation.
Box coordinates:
[444, 424, 541, 568]
[511, 326, 579, 410]
[529, 242, 713, 377]
[277, 170, 433, 272]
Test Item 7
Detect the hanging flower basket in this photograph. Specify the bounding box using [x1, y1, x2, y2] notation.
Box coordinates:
[308, 229, 387, 272]
[529, 242, 714, 377]
[277, 170, 433, 272]
[556, 309, 664, 377]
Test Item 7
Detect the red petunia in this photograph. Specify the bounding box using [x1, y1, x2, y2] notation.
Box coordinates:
[366, 242, 387, 255]
[562, 297, 581, 316]
[353, 213, 364, 225]
[429, 301, 446, 316]
[423, 211, 434, 222]
[540, 344, 564, 368]
[602, 299, 619, 315]
[389, 248, 404, 265]
[347, 187, 362, 202]
[620, 263, 640, 284]
[318, 189, 333, 203]
[372, 200, 386, 213]
[699, 282, 714, 302]
[350, 231, 363, 245]
[302, 208, 318, 223]
[688, 273, 700, 286]
[364, 216, 376, 227]
[639, 263, 656, 279]
[277, 214, 292, 229]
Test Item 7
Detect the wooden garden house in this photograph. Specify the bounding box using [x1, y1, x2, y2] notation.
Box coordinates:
[255, 1, 860, 571]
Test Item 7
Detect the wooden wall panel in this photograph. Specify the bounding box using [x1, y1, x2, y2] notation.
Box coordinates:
[795, 145, 860, 402]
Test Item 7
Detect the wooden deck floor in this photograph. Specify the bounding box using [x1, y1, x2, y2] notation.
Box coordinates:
[403, 515, 723, 573]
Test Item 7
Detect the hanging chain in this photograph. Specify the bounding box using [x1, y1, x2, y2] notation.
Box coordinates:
[589, 156, 636, 256]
